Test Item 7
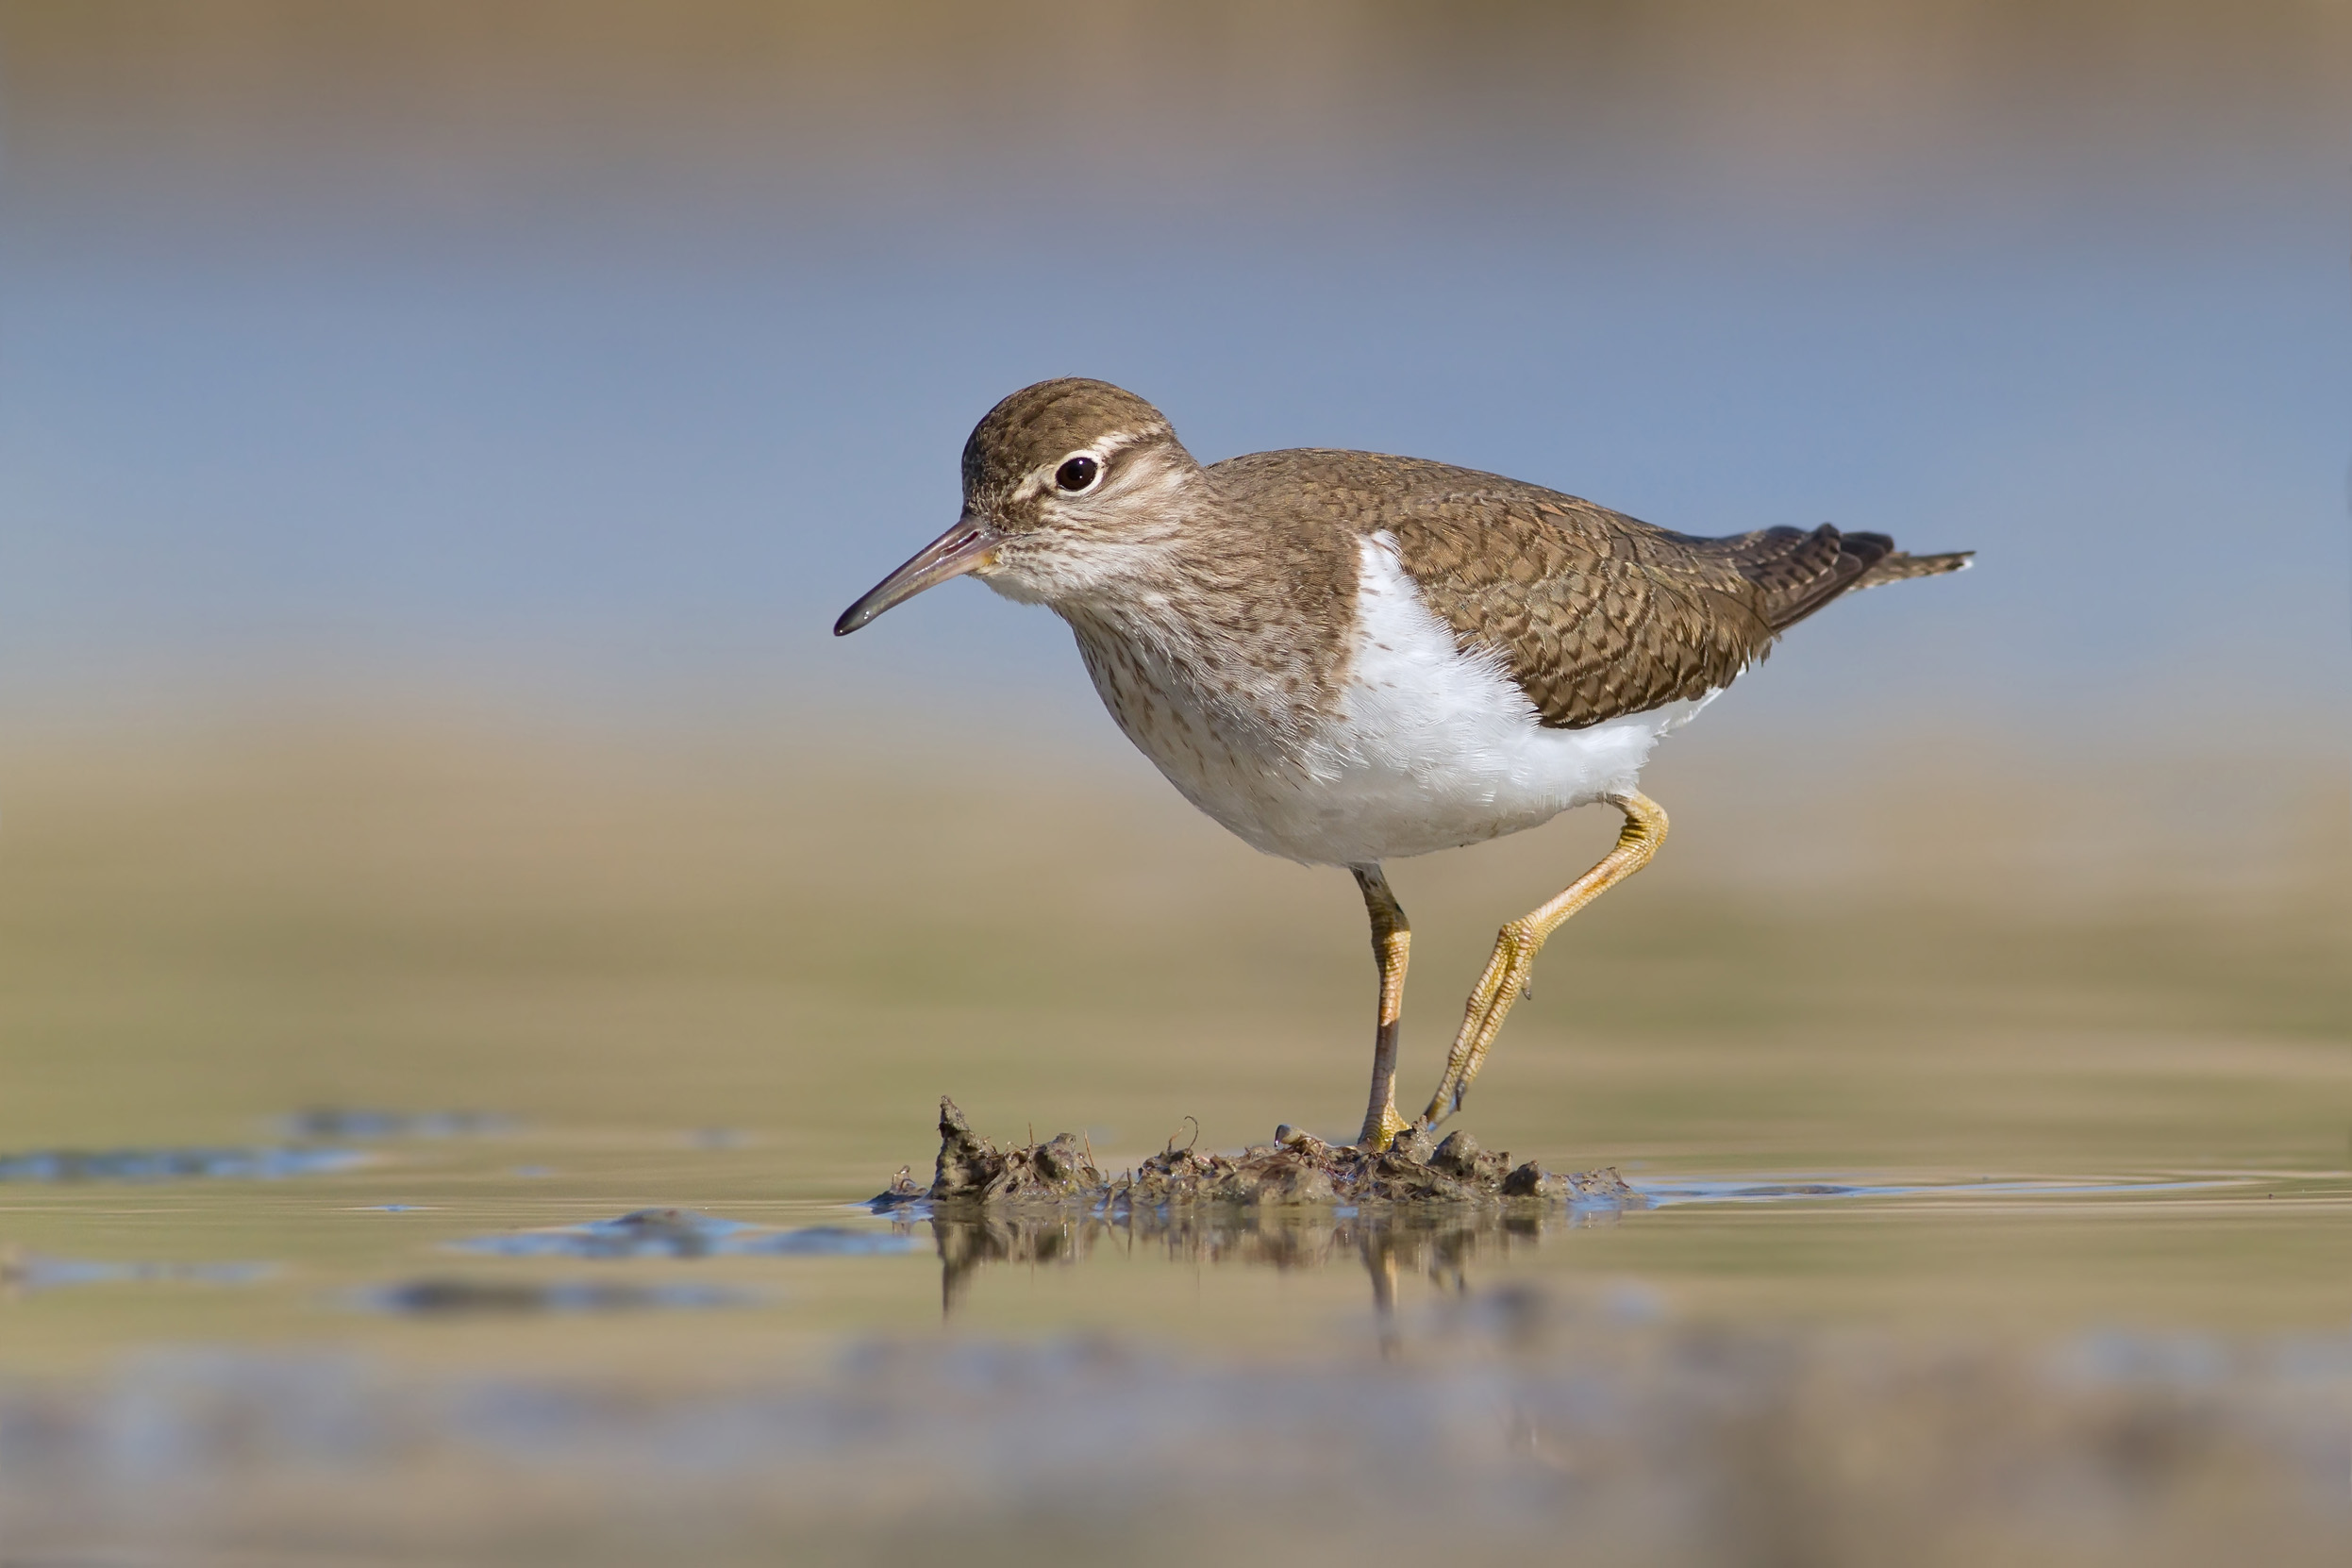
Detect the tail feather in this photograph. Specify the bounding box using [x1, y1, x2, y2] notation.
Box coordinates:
[1851, 549, 1974, 590]
[1695, 523, 1971, 632]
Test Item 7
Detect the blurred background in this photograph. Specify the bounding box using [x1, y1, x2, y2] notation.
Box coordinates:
[0, 5, 2347, 1561]
[1, 0, 2343, 1140]
[4, 0, 2348, 731]
[2, 0, 2346, 1140]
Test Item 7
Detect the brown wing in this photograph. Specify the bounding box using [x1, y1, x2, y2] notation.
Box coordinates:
[1212, 450, 1969, 731]
[1390, 498, 1780, 729]
[1396, 496, 1970, 729]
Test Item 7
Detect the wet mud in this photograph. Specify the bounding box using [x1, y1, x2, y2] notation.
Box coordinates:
[456, 1209, 920, 1260]
[864, 1098, 1655, 1319]
[354, 1276, 766, 1316]
[0, 1251, 273, 1293]
[282, 1107, 513, 1139]
[0, 1145, 363, 1182]
[871, 1097, 1643, 1215]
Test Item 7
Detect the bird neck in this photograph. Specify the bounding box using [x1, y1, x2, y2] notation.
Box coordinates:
[1054, 508, 1359, 739]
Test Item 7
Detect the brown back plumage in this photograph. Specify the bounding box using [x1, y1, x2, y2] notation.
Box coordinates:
[1208, 450, 1970, 731]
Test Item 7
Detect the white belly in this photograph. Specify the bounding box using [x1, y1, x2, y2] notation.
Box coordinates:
[1079, 533, 1712, 867]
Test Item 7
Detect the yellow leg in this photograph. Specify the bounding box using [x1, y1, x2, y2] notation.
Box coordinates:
[1350, 864, 1413, 1150]
[1418, 791, 1668, 1130]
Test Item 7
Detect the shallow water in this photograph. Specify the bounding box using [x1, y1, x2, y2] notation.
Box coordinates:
[0, 1109, 2340, 1382]
[1, 1113, 2343, 1357]
[0, 739, 2343, 1561]
[0, 1112, 2344, 1564]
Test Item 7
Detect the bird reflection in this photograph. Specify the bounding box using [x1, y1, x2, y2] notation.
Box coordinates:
[907, 1202, 1625, 1347]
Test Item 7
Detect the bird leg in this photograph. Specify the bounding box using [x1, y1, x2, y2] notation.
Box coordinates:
[1418, 791, 1668, 1131]
[1350, 863, 1413, 1150]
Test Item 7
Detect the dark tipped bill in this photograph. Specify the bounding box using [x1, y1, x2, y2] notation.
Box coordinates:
[833, 515, 999, 635]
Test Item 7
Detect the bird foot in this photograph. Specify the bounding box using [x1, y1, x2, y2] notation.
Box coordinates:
[1356, 1104, 1413, 1153]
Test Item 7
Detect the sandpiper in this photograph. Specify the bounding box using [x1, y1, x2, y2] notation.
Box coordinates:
[836, 379, 1969, 1149]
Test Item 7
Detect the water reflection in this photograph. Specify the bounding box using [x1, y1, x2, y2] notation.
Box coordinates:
[913, 1198, 1627, 1335]
[904, 1170, 2259, 1331]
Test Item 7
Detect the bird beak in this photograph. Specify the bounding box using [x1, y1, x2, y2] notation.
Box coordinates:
[833, 514, 1000, 635]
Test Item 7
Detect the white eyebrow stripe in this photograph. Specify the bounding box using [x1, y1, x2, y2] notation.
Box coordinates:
[1013, 425, 1164, 498]
[1086, 428, 1150, 459]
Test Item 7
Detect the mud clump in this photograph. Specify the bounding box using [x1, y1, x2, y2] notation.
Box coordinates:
[920, 1099, 1107, 1203]
[874, 1098, 1637, 1214]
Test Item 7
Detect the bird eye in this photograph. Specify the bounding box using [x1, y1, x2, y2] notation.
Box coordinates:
[1054, 455, 1101, 492]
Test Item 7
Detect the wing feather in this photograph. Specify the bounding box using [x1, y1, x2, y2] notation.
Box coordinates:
[1208, 450, 1968, 731]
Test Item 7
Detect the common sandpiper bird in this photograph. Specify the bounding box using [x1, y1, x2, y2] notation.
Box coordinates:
[836, 379, 1969, 1150]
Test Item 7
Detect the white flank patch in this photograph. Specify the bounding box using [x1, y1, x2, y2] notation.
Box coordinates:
[1264, 534, 1708, 865]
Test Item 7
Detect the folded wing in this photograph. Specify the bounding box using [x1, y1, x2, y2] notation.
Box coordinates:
[1383, 475, 1969, 730]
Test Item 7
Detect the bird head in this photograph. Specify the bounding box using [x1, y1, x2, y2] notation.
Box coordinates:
[834, 377, 1204, 635]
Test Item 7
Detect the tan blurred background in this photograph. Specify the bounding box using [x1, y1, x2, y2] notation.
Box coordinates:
[8, 2, 2348, 202]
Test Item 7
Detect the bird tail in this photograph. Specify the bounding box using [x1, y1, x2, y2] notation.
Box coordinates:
[1701, 523, 1974, 633]
[1848, 547, 1974, 591]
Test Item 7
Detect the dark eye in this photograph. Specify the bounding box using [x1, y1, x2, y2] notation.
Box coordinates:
[1054, 456, 1100, 492]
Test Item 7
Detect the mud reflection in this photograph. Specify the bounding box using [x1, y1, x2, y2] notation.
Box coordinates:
[914, 1199, 1623, 1331]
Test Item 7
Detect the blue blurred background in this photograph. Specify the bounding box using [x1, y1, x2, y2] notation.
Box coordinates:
[4, 1, 2345, 760]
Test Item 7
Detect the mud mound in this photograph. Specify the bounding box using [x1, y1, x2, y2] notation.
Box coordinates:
[871, 1098, 1637, 1213]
